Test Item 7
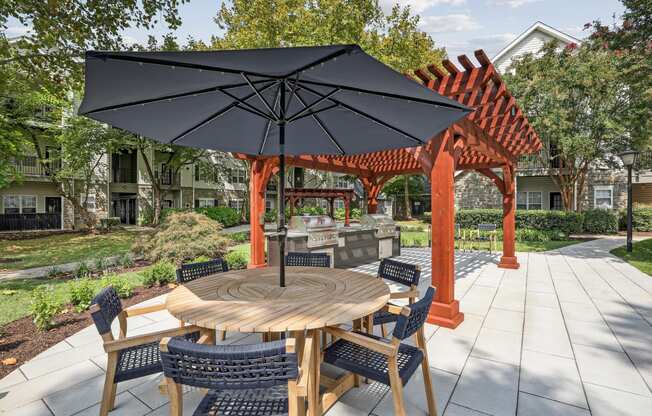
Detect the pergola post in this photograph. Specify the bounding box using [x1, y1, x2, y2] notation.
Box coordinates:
[427, 130, 464, 328]
[329, 198, 334, 219]
[344, 197, 351, 226]
[499, 164, 519, 269]
[249, 159, 275, 269]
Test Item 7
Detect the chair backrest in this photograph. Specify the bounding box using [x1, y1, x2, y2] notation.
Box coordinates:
[285, 252, 330, 268]
[392, 286, 436, 340]
[477, 223, 497, 233]
[378, 258, 420, 288]
[176, 258, 229, 284]
[90, 286, 123, 335]
[160, 338, 298, 390]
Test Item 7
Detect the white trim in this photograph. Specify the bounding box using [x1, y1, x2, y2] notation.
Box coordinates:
[517, 190, 543, 210]
[197, 197, 215, 208]
[492, 21, 582, 63]
[594, 185, 614, 210]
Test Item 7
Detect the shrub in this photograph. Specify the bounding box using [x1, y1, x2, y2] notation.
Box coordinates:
[94, 257, 111, 274]
[225, 250, 248, 270]
[100, 274, 134, 298]
[132, 211, 229, 264]
[454, 209, 583, 236]
[196, 206, 241, 228]
[333, 208, 362, 221]
[620, 207, 652, 232]
[99, 217, 121, 230]
[229, 231, 250, 243]
[584, 209, 618, 234]
[190, 255, 212, 263]
[68, 278, 97, 312]
[31, 286, 63, 331]
[264, 209, 277, 223]
[74, 261, 91, 279]
[141, 260, 176, 287]
[118, 252, 135, 268]
[46, 266, 62, 279]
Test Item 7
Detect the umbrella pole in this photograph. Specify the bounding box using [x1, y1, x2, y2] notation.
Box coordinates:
[278, 84, 286, 288]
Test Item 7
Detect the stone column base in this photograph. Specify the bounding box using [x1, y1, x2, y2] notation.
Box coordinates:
[498, 256, 520, 269]
[427, 300, 464, 328]
[247, 263, 267, 269]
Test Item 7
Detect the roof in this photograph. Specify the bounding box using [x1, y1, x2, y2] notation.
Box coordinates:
[492, 21, 582, 64]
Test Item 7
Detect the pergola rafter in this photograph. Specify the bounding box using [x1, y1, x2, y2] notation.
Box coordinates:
[240, 49, 542, 329]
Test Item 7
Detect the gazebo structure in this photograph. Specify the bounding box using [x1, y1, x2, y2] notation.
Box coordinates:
[285, 188, 354, 226]
[237, 50, 541, 328]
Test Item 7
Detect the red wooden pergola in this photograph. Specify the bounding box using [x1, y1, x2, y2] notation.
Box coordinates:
[285, 188, 354, 226]
[237, 50, 541, 328]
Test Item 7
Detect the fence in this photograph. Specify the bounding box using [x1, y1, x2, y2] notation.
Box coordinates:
[0, 213, 62, 231]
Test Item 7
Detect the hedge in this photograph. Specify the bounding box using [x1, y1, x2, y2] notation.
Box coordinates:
[162, 206, 241, 228]
[619, 207, 652, 232]
[452, 209, 583, 236]
[584, 209, 618, 234]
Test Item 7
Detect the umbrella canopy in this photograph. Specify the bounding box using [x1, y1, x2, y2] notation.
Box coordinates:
[79, 44, 471, 287]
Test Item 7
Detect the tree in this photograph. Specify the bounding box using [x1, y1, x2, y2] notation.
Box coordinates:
[382, 175, 425, 218]
[505, 42, 629, 211]
[1, 0, 187, 96]
[590, 0, 652, 151]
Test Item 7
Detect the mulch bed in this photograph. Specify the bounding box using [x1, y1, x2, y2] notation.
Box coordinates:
[0, 285, 171, 379]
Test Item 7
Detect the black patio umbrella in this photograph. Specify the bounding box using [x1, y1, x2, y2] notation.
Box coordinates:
[79, 44, 470, 287]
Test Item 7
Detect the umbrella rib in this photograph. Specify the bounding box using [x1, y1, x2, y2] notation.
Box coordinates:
[297, 83, 425, 145]
[284, 75, 300, 114]
[220, 86, 279, 122]
[258, 86, 282, 155]
[293, 91, 345, 155]
[286, 88, 340, 122]
[288, 103, 338, 122]
[87, 51, 281, 79]
[81, 79, 274, 115]
[242, 73, 279, 121]
[300, 79, 471, 112]
[281, 45, 356, 78]
[169, 81, 279, 144]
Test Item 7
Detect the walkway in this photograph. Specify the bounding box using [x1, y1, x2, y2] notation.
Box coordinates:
[1, 238, 651, 415]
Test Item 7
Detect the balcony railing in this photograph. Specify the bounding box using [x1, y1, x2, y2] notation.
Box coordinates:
[155, 169, 181, 186]
[0, 213, 61, 231]
[112, 167, 137, 183]
[11, 156, 61, 176]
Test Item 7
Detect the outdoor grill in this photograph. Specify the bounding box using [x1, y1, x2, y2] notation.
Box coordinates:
[360, 214, 397, 239]
[288, 215, 339, 248]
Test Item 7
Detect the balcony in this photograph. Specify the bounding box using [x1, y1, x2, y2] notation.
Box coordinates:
[112, 167, 137, 183]
[155, 169, 181, 187]
[11, 156, 60, 177]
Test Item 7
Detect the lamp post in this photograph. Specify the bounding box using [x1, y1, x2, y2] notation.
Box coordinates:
[618, 150, 639, 252]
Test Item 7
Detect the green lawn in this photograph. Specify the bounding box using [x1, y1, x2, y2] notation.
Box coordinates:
[610, 238, 652, 276]
[0, 271, 144, 326]
[0, 230, 139, 270]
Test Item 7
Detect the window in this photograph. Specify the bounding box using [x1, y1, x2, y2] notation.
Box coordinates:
[517, 191, 542, 210]
[197, 198, 215, 208]
[195, 165, 216, 183]
[229, 199, 244, 211]
[21, 195, 37, 214]
[230, 168, 247, 184]
[80, 193, 96, 212]
[265, 199, 273, 212]
[3, 195, 19, 214]
[335, 176, 351, 188]
[334, 199, 345, 209]
[594, 186, 613, 210]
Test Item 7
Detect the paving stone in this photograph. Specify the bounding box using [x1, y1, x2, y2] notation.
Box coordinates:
[21, 341, 104, 379]
[9, 399, 53, 416]
[491, 288, 526, 312]
[0, 368, 27, 390]
[373, 366, 458, 416]
[574, 344, 651, 396]
[517, 392, 590, 416]
[145, 389, 211, 415]
[437, 313, 483, 339]
[72, 391, 150, 416]
[483, 308, 524, 333]
[450, 357, 519, 416]
[526, 279, 555, 294]
[32, 340, 73, 360]
[337, 380, 388, 415]
[426, 332, 475, 375]
[526, 292, 559, 309]
[560, 302, 604, 324]
[471, 327, 522, 366]
[565, 319, 623, 352]
[443, 403, 489, 415]
[519, 349, 587, 408]
[584, 382, 652, 416]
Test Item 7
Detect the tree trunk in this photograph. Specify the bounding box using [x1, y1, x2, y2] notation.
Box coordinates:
[403, 175, 411, 219]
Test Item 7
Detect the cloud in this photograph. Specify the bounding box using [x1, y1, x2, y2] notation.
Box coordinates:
[4, 25, 31, 38]
[487, 0, 542, 8]
[379, 0, 467, 14]
[419, 14, 482, 33]
[442, 33, 517, 59]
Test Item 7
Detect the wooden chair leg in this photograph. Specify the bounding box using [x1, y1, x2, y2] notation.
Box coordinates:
[417, 329, 438, 416]
[166, 376, 183, 416]
[388, 357, 406, 416]
[99, 352, 118, 416]
[381, 324, 387, 338]
[219, 330, 226, 342]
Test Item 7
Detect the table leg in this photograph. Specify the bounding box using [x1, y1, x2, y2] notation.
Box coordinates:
[308, 329, 322, 416]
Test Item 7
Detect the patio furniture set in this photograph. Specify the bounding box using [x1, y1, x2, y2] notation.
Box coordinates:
[455, 223, 498, 253]
[90, 254, 437, 416]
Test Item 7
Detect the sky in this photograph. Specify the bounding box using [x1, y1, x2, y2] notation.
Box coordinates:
[5, 0, 625, 61]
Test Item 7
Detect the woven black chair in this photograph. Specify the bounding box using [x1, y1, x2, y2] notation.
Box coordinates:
[371, 258, 421, 337]
[471, 223, 498, 253]
[160, 335, 312, 416]
[90, 286, 202, 416]
[176, 258, 229, 284]
[324, 287, 438, 416]
[285, 252, 331, 268]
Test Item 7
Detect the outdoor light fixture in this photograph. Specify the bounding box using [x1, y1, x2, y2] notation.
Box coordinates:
[618, 149, 639, 252]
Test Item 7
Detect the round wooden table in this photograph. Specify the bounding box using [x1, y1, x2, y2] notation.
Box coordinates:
[165, 266, 390, 416]
[166, 266, 390, 333]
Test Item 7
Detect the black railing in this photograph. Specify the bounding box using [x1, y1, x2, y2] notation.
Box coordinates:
[0, 213, 61, 231]
[155, 169, 181, 186]
[637, 150, 652, 171]
[112, 167, 137, 183]
[11, 157, 61, 176]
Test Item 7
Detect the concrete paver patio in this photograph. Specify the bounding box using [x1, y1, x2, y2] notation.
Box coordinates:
[1, 237, 651, 415]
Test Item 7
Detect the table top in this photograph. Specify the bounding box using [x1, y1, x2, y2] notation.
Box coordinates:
[165, 266, 390, 332]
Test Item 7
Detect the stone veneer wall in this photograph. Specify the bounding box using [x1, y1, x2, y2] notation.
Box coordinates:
[579, 169, 627, 211]
[455, 171, 502, 209]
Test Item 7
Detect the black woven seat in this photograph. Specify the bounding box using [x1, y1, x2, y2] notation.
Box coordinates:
[373, 307, 400, 326]
[371, 259, 421, 328]
[323, 332, 423, 385]
[285, 252, 330, 267]
[195, 387, 289, 416]
[161, 337, 301, 416]
[176, 258, 229, 284]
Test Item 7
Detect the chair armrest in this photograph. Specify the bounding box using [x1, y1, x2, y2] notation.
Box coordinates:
[125, 303, 166, 317]
[389, 289, 419, 300]
[383, 304, 411, 316]
[324, 326, 397, 356]
[103, 325, 201, 353]
[296, 337, 313, 396]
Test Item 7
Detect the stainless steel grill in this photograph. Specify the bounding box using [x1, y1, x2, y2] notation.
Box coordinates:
[360, 214, 396, 239]
[288, 215, 339, 248]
